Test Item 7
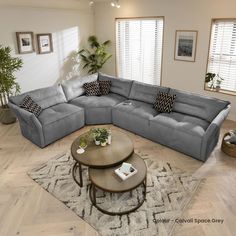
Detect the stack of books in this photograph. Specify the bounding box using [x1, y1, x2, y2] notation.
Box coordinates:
[115, 162, 137, 180]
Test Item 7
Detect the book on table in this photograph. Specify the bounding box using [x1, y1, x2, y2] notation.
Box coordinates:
[115, 162, 137, 180]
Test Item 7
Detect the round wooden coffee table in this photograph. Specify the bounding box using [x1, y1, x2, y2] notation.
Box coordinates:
[89, 153, 147, 215]
[71, 130, 134, 187]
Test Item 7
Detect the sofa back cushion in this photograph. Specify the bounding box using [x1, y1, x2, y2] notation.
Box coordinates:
[98, 73, 133, 98]
[10, 84, 67, 110]
[129, 81, 170, 104]
[61, 73, 98, 101]
[169, 89, 230, 122]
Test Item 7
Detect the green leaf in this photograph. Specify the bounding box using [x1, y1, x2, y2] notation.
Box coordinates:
[76, 36, 112, 74]
[0, 45, 23, 105]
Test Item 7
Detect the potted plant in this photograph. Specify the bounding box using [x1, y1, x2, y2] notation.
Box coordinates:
[90, 127, 109, 146]
[79, 136, 88, 149]
[205, 72, 224, 91]
[77, 35, 112, 74]
[215, 77, 224, 91]
[90, 128, 101, 145]
[99, 128, 109, 146]
[0, 45, 23, 124]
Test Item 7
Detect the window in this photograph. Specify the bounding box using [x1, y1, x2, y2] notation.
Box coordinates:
[116, 17, 164, 85]
[207, 19, 236, 94]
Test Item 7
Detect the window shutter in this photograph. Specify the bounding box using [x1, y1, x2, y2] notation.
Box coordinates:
[116, 18, 164, 85]
[208, 19, 236, 92]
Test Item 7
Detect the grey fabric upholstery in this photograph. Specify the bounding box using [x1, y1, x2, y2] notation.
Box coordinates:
[148, 112, 210, 160]
[201, 105, 230, 160]
[70, 93, 126, 124]
[61, 73, 98, 101]
[38, 103, 84, 146]
[129, 81, 169, 104]
[9, 84, 67, 110]
[112, 100, 158, 136]
[169, 89, 230, 122]
[8, 102, 45, 147]
[98, 73, 133, 98]
[9, 74, 230, 161]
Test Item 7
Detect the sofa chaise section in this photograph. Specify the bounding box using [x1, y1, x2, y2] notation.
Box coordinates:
[38, 103, 84, 146]
[147, 89, 230, 161]
[9, 84, 85, 148]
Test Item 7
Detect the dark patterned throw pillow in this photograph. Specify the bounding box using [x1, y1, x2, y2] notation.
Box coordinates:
[99, 80, 111, 95]
[83, 81, 101, 96]
[154, 92, 176, 113]
[20, 95, 42, 117]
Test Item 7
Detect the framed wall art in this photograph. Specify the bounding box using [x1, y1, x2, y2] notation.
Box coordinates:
[37, 33, 53, 54]
[174, 30, 198, 62]
[16, 32, 34, 54]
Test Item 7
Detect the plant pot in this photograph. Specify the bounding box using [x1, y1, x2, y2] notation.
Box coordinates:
[95, 140, 100, 145]
[107, 135, 112, 145]
[215, 86, 220, 92]
[0, 107, 16, 124]
[101, 142, 107, 147]
[79, 144, 87, 150]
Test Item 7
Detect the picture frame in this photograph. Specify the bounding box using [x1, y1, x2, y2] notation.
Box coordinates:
[16, 32, 34, 54]
[37, 33, 53, 54]
[174, 30, 198, 62]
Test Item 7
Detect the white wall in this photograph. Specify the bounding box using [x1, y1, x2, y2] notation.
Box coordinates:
[0, 5, 94, 92]
[94, 0, 236, 121]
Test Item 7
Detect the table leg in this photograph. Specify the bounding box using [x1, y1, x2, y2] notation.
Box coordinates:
[88, 178, 147, 216]
[72, 162, 83, 187]
[144, 176, 147, 199]
[93, 185, 97, 205]
[130, 191, 132, 197]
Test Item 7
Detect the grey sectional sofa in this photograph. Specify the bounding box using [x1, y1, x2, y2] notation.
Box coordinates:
[9, 73, 230, 162]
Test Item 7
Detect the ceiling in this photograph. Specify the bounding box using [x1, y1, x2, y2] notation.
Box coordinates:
[0, 0, 95, 10]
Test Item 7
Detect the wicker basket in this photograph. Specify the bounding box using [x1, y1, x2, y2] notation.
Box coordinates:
[221, 132, 236, 158]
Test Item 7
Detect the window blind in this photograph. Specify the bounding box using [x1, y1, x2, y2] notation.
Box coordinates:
[116, 18, 164, 85]
[207, 19, 236, 92]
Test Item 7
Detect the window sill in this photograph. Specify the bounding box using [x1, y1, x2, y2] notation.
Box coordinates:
[204, 84, 236, 97]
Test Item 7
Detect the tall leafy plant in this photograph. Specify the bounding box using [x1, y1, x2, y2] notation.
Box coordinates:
[77, 36, 112, 74]
[0, 45, 23, 108]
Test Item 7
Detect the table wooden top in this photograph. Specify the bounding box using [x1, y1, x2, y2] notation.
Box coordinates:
[89, 153, 147, 193]
[71, 130, 134, 168]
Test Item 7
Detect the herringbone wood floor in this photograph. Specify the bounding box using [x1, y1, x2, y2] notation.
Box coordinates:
[0, 120, 236, 236]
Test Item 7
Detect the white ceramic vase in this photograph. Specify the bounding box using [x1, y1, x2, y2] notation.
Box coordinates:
[95, 140, 100, 145]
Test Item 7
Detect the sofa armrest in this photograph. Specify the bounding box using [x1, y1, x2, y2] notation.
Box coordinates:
[201, 105, 231, 160]
[8, 102, 45, 147]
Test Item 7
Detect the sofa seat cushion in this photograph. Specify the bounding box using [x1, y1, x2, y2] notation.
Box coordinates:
[112, 100, 158, 136]
[114, 100, 158, 119]
[38, 103, 84, 145]
[151, 112, 209, 137]
[38, 103, 83, 125]
[70, 93, 125, 108]
[148, 112, 210, 159]
[70, 93, 126, 124]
